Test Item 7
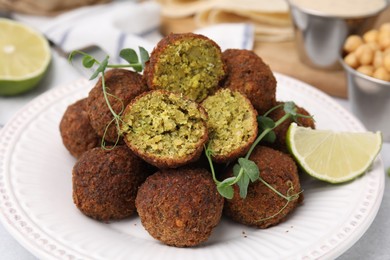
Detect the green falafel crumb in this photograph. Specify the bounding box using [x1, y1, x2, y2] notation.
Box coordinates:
[121, 91, 207, 158]
[202, 89, 257, 157]
[153, 38, 225, 102]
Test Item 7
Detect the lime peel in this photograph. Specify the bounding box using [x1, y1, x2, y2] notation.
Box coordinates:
[0, 18, 51, 96]
[286, 123, 382, 183]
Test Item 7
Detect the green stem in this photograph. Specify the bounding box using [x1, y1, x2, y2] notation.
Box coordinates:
[256, 199, 291, 223]
[100, 72, 124, 149]
[107, 63, 142, 68]
[245, 113, 291, 159]
[263, 103, 284, 117]
[258, 178, 289, 200]
[101, 74, 119, 122]
[231, 168, 244, 185]
[204, 145, 221, 185]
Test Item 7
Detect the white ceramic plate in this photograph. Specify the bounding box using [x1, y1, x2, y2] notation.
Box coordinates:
[0, 73, 384, 260]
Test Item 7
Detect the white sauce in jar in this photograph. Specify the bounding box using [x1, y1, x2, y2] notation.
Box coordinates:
[289, 0, 387, 17]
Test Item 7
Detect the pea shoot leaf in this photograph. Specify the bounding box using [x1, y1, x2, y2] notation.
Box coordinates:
[82, 55, 97, 68]
[238, 158, 259, 182]
[217, 184, 234, 199]
[263, 130, 276, 143]
[233, 163, 241, 177]
[283, 101, 296, 116]
[220, 176, 236, 186]
[257, 116, 277, 143]
[120, 48, 142, 72]
[120, 48, 139, 64]
[237, 172, 250, 198]
[257, 116, 275, 129]
[90, 56, 109, 80]
[139, 46, 150, 68]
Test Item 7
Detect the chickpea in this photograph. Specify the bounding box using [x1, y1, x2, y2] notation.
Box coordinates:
[379, 23, 390, 33]
[357, 65, 374, 76]
[344, 53, 360, 68]
[343, 35, 363, 53]
[367, 41, 380, 51]
[385, 47, 390, 56]
[373, 67, 390, 81]
[378, 30, 390, 50]
[343, 23, 390, 81]
[373, 50, 383, 68]
[355, 44, 374, 65]
[363, 29, 378, 43]
[383, 53, 390, 72]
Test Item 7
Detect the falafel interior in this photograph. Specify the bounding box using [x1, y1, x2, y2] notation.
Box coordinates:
[121, 90, 208, 160]
[202, 89, 258, 161]
[149, 35, 225, 102]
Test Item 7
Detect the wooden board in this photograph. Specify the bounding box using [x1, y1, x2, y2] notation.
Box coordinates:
[160, 6, 390, 99]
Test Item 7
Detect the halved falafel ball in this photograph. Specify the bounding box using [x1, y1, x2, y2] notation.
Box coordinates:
[143, 33, 226, 102]
[136, 168, 224, 247]
[59, 98, 100, 159]
[87, 69, 148, 143]
[222, 49, 277, 115]
[268, 101, 315, 152]
[224, 146, 302, 229]
[121, 90, 208, 169]
[201, 88, 258, 163]
[72, 145, 148, 221]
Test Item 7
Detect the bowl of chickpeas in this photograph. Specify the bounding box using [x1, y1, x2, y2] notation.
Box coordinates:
[340, 22, 390, 141]
[288, 0, 387, 70]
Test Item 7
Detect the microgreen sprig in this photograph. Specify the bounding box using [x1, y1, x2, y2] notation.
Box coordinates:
[205, 102, 313, 202]
[68, 47, 149, 149]
[255, 181, 302, 223]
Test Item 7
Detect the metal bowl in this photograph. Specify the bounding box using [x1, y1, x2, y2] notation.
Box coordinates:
[288, 1, 387, 70]
[340, 57, 390, 141]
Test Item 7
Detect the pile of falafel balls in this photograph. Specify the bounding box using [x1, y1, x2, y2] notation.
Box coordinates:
[60, 33, 315, 248]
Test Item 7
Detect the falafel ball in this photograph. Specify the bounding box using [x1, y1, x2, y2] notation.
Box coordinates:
[87, 69, 148, 143]
[222, 49, 277, 115]
[121, 90, 208, 169]
[72, 145, 148, 221]
[143, 33, 226, 102]
[268, 101, 315, 152]
[59, 98, 100, 158]
[201, 88, 258, 163]
[136, 168, 224, 247]
[223, 146, 302, 229]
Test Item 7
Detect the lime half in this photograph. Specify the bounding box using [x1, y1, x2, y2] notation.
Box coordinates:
[0, 18, 51, 96]
[286, 123, 382, 183]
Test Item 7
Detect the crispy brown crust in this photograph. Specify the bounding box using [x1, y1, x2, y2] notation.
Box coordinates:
[221, 49, 277, 115]
[122, 89, 209, 169]
[135, 168, 224, 247]
[268, 101, 315, 152]
[72, 145, 148, 221]
[143, 33, 226, 101]
[223, 146, 302, 229]
[87, 69, 148, 143]
[59, 98, 100, 158]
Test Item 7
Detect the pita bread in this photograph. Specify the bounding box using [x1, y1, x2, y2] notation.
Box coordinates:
[158, 0, 293, 42]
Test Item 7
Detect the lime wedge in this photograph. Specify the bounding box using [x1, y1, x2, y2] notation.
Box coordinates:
[0, 18, 51, 96]
[286, 123, 382, 183]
